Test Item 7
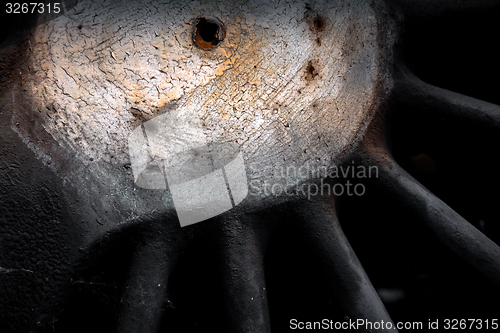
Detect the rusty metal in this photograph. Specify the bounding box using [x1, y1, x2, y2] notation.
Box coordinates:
[1, 0, 499, 332]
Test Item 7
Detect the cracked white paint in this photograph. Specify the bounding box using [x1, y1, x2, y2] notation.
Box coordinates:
[21, 0, 392, 200]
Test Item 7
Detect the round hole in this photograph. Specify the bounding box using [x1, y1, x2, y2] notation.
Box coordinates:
[193, 17, 225, 49]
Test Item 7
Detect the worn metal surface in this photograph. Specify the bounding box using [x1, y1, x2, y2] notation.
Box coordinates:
[19, 0, 394, 205]
[1, 0, 499, 332]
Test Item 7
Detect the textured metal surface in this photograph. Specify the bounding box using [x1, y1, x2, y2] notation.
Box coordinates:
[1, 0, 500, 332]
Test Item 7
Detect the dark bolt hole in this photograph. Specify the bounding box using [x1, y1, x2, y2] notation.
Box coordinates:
[194, 17, 224, 49]
[313, 16, 325, 31]
[198, 18, 219, 43]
